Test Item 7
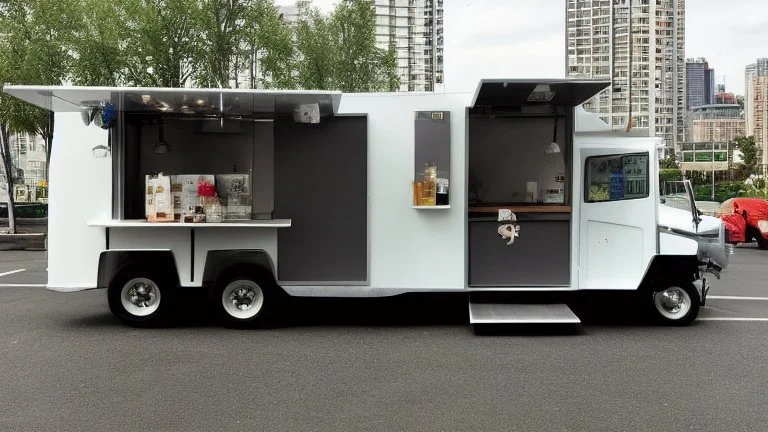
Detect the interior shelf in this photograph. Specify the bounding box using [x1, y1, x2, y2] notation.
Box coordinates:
[468, 205, 572, 214]
[412, 205, 451, 209]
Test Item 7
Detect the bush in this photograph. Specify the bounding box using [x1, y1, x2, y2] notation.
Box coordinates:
[0, 203, 48, 218]
[659, 168, 683, 184]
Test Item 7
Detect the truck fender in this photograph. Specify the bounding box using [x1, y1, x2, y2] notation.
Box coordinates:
[97, 250, 180, 289]
[639, 254, 702, 300]
[202, 249, 278, 288]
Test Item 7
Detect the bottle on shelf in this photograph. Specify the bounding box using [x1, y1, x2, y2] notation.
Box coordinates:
[421, 162, 437, 206]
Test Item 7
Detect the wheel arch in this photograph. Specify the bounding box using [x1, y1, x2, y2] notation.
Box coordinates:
[202, 249, 278, 288]
[98, 250, 181, 290]
[638, 254, 700, 295]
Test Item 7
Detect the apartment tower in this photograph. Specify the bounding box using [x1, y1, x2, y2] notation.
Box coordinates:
[752, 76, 768, 167]
[745, 58, 768, 134]
[566, 0, 686, 157]
[373, 0, 444, 92]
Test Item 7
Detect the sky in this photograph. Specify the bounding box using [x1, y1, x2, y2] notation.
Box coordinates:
[274, 0, 768, 96]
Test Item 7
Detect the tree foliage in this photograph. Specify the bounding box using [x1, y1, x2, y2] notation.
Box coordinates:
[659, 155, 678, 169]
[733, 135, 758, 178]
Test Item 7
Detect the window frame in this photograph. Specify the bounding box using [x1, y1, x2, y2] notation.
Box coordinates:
[583, 151, 650, 203]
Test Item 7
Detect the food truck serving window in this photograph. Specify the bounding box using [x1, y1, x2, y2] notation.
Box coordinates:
[584, 152, 649, 203]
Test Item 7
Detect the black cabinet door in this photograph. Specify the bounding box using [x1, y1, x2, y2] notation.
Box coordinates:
[468, 219, 571, 287]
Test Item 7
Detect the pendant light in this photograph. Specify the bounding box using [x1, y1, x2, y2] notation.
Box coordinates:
[154, 117, 169, 154]
[545, 116, 561, 154]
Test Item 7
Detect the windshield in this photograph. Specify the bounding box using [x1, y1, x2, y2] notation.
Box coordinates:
[661, 180, 699, 218]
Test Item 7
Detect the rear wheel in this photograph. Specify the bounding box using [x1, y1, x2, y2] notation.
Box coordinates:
[213, 271, 282, 328]
[108, 269, 173, 327]
[650, 283, 699, 326]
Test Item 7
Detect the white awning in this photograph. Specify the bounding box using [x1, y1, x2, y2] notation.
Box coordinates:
[471, 78, 611, 109]
[1, 85, 342, 117]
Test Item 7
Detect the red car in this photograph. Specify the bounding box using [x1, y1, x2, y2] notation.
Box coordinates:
[719, 197, 768, 249]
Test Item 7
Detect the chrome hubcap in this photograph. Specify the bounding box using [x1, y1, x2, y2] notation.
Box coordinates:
[653, 286, 691, 319]
[222, 280, 264, 320]
[229, 286, 257, 310]
[121, 278, 161, 317]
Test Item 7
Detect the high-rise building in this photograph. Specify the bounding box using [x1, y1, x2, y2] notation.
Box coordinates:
[373, 0, 444, 92]
[745, 58, 768, 134]
[686, 57, 715, 108]
[751, 76, 768, 167]
[566, 0, 686, 158]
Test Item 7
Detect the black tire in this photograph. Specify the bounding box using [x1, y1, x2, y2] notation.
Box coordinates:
[648, 282, 700, 326]
[756, 235, 768, 250]
[107, 267, 174, 327]
[212, 269, 284, 328]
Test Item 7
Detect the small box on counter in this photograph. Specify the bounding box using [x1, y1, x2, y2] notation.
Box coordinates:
[145, 173, 174, 222]
[170, 175, 215, 221]
[215, 174, 251, 221]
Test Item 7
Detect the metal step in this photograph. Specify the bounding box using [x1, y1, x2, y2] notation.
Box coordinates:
[469, 302, 581, 324]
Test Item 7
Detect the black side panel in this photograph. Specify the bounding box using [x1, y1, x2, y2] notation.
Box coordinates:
[273, 115, 368, 282]
[638, 255, 700, 291]
[202, 250, 276, 286]
[97, 251, 180, 289]
[468, 215, 571, 286]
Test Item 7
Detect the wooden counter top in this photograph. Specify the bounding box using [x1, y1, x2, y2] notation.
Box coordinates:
[468, 205, 572, 214]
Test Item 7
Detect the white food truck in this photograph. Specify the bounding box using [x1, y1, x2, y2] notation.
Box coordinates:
[3, 79, 731, 330]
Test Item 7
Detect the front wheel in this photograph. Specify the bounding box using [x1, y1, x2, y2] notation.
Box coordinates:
[650, 283, 700, 326]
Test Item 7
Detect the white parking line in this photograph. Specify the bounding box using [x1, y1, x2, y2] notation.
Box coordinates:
[708, 295, 768, 301]
[698, 317, 768, 322]
[0, 269, 26, 277]
[0, 284, 46, 288]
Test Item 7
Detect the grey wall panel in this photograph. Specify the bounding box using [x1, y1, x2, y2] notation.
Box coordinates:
[274, 116, 368, 282]
[468, 116, 568, 205]
[414, 111, 450, 179]
[468, 219, 570, 286]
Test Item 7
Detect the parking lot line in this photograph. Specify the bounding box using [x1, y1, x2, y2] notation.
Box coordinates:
[0, 283, 46, 288]
[698, 317, 768, 322]
[0, 269, 26, 277]
[708, 295, 768, 301]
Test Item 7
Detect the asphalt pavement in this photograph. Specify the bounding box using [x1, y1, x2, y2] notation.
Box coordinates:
[1, 245, 768, 431]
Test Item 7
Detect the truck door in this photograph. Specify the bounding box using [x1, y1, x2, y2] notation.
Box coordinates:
[577, 139, 658, 290]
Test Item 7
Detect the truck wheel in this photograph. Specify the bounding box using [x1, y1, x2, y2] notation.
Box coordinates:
[756, 235, 768, 250]
[108, 269, 172, 327]
[650, 283, 699, 326]
[214, 273, 281, 327]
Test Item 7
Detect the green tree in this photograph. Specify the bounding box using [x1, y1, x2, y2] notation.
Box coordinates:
[70, 0, 126, 86]
[121, 0, 201, 87]
[294, 0, 399, 92]
[295, 0, 337, 90]
[243, 0, 297, 89]
[660, 155, 678, 169]
[0, 0, 78, 233]
[732, 135, 757, 178]
[195, 0, 249, 88]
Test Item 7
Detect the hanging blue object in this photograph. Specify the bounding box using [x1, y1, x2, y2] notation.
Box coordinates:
[98, 102, 117, 129]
